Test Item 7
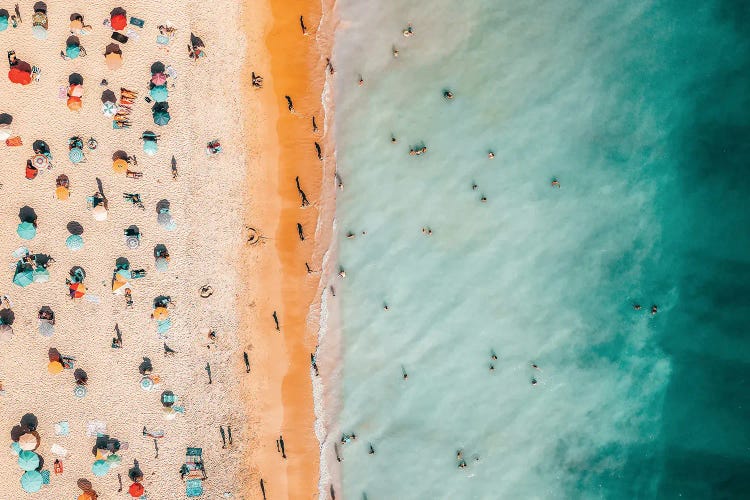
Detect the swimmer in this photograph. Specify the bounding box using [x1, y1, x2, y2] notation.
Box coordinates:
[488, 151, 495, 159]
[480, 195, 487, 203]
[338, 268, 346, 278]
[490, 350, 498, 361]
[551, 178, 561, 188]
[531, 363, 539, 370]
[391, 135, 397, 144]
[472, 183, 478, 190]
[383, 304, 389, 311]
[393, 46, 399, 58]
[403, 23, 414, 37]
[358, 75, 364, 86]
[346, 232, 355, 239]
[489, 364, 495, 371]
[633, 304, 642, 310]
[651, 305, 658, 315]
[443, 90, 454, 99]
[531, 378, 538, 386]
[368, 444, 375, 455]
[402, 366, 408, 380]
[330, 285, 336, 296]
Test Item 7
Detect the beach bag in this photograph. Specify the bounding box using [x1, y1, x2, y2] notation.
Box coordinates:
[6, 136, 22, 146]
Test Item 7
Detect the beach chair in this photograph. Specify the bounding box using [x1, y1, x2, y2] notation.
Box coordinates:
[181, 448, 207, 480]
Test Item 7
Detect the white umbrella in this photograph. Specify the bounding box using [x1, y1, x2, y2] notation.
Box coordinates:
[38, 321, 53, 337]
[155, 257, 168, 272]
[101, 101, 118, 117]
[92, 205, 108, 221]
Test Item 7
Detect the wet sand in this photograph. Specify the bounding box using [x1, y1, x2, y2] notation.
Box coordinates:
[240, 0, 335, 497]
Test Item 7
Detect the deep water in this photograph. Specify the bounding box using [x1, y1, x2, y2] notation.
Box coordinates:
[331, 1, 750, 498]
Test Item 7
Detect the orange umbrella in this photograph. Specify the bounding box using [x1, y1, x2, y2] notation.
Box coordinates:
[105, 52, 122, 70]
[152, 307, 169, 320]
[78, 491, 98, 500]
[8, 67, 31, 85]
[112, 159, 128, 174]
[67, 97, 82, 111]
[48, 361, 63, 374]
[69, 282, 86, 298]
[111, 14, 127, 31]
[56, 186, 70, 200]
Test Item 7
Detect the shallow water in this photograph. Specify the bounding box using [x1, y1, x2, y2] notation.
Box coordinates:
[331, 1, 750, 498]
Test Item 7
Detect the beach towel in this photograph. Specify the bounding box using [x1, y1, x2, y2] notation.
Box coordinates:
[50, 443, 68, 456]
[156, 318, 171, 337]
[53, 421, 69, 436]
[5, 136, 22, 146]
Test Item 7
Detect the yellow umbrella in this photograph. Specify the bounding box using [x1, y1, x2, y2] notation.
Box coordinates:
[112, 278, 130, 294]
[152, 307, 169, 320]
[56, 186, 70, 200]
[48, 361, 63, 374]
[112, 159, 128, 174]
[105, 52, 122, 70]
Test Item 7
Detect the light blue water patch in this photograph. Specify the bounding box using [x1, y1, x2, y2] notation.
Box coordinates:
[331, 0, 750, 498]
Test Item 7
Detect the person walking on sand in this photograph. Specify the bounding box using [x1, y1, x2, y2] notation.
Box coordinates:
[315, 142, 322, 160]
[285, 95, 294, 112]
[272, 311, 280, 331]
[297, 222, 305, 241]
[299, 15, 307, 35]
[278, 435, 286, 459]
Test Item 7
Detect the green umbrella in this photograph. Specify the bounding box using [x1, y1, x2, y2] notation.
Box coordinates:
[66, 234, 84, 251]
[20, 470, 43, 492]
[143, 140, 158, 156]
[106, 453, 121, 464]
[13, 269, 33, 288]
[92, 459, 109, 476]
[16, 222, 36, 240]
[18, 450, 39, 471]
[153, 110, 171, 126]
[32, 268, 50, 283]
[150, 85, 168, 102]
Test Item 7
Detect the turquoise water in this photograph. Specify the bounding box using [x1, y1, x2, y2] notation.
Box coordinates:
[331, 1, 750, 498]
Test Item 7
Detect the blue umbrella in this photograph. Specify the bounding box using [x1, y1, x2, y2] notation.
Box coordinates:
[20, 470, 43, 493]
[150, 85, 168, 102]
[0, 16, 8, 32]
[66, 234, 84, 251]
[18, 450, 40, 471]
[143, 140, 158, 156]
[13, 269, 33, 288]
[17, 221, 37, 240]
[65, 44, 81, 59]
[69, 147, 84, 163]
[153, 110, 171, 126]
[32, 268, 50, 283]
[92, 459, 109, 476]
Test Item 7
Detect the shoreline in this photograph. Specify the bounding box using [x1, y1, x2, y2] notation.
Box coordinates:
[239, 0, 337, 497]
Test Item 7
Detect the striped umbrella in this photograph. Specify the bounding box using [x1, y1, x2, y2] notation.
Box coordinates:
[69, 147, 84, 163]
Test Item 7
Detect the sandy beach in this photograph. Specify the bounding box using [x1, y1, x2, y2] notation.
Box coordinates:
[0, 0, 332, 498]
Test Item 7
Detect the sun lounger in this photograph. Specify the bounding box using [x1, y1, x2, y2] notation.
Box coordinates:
[181, 448, 207, 480]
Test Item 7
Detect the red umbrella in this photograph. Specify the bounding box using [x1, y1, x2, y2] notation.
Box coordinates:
[111, 14, 127, 31]
[69, 282, 86, 299]
[128, 482, 144, 497]
[8, 67, 31, 85]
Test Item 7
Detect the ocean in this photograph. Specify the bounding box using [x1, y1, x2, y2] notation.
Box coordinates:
[329, 0, 750, 498]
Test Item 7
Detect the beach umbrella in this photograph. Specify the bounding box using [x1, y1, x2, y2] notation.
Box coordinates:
[151, 72, 167, 85]
[111, 13, 127, 31]
[0, 324, 13, 341]
[13, 269, 33, 288]
[0, 15, 8, 32]
[69, 282, 86, 298]
[69, 147, 84, 163]
[143, 140, 158, 156]
[102, 101, 118, 117]
[157, 212, 175, 230]
[69, 84, 84, 98]
[105, 52, 122, 70]
[116, 269, 132, 280]
[140, 377, 154, 391]
[150, 85, 168, 102]
[66, 234, 84, 251]
[18, 450, 40, 471]
[20, 470, 43, 493]
[67, 96, 83, 111]
[129, 482, 145, 497]
[112, 158, 128, 174]
[33, 268, 50, 283]
[17, 221, 37, 240]
[48, 360, 63, 374]
[153, 110, 171, 126]
[18, 433, 38, 451]
[155, 257, 168, 272]
[92, 459, 109, 476]
[39, 321, 54, 337]
[153, 306, 169, 320]
[78, 492, 97, 500]
[106, 454, 121, 465]
[126, 236, 140, 249]
[111, 279, 130, 294]
[56, 186, 70, 200]
[92, 205, 108, 221]
[32, 24, 48, 40]
[31, 154, 49, 170]
[74, 385, 87, 398]
[11, 442, 21, 455]
[66, 44, 81, 59]
[8, 67, 32, 85]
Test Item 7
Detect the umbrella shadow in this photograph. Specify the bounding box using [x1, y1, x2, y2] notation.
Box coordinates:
[74, 368, 87, 384]
[110, 7, 126, 17]
[150, 61, 165, 75]
[18, 206, 37, 223]
[15, 60, 32, 73]
[0, 113, 12, 125]
[33, 2, 47, 13]
[33, 254, 52, 267]
[77, 478, 93, 491]
[190, 33, 205, 49]
[35, 455, 45, 471]
[138, 357, 153, 375]
[156, 199, 170, 214]
[68, 73, 84, 86]
[0, 309, 14, 325]
[112, 150, 128, 161]
[104, 43, 121, 56]
[0, 9, 8, 19]
[66, 35, 80, 47]
[32, 140, 49, 155]
[69, 266, 86, 281]
[10, 425, 25, 442]
[115, 257, 130, 269]
[39, 305, 54, 319]
[126, 225, 140, 236]
[153, 296, 171, 308]
[20, 413, 38, 432]
[101, 89, 116, 104]
[154, 244, 168, 257]
[67, 221, 84, 235]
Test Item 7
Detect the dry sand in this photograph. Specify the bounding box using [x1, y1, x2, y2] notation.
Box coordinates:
[0, 0, 333, 498]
